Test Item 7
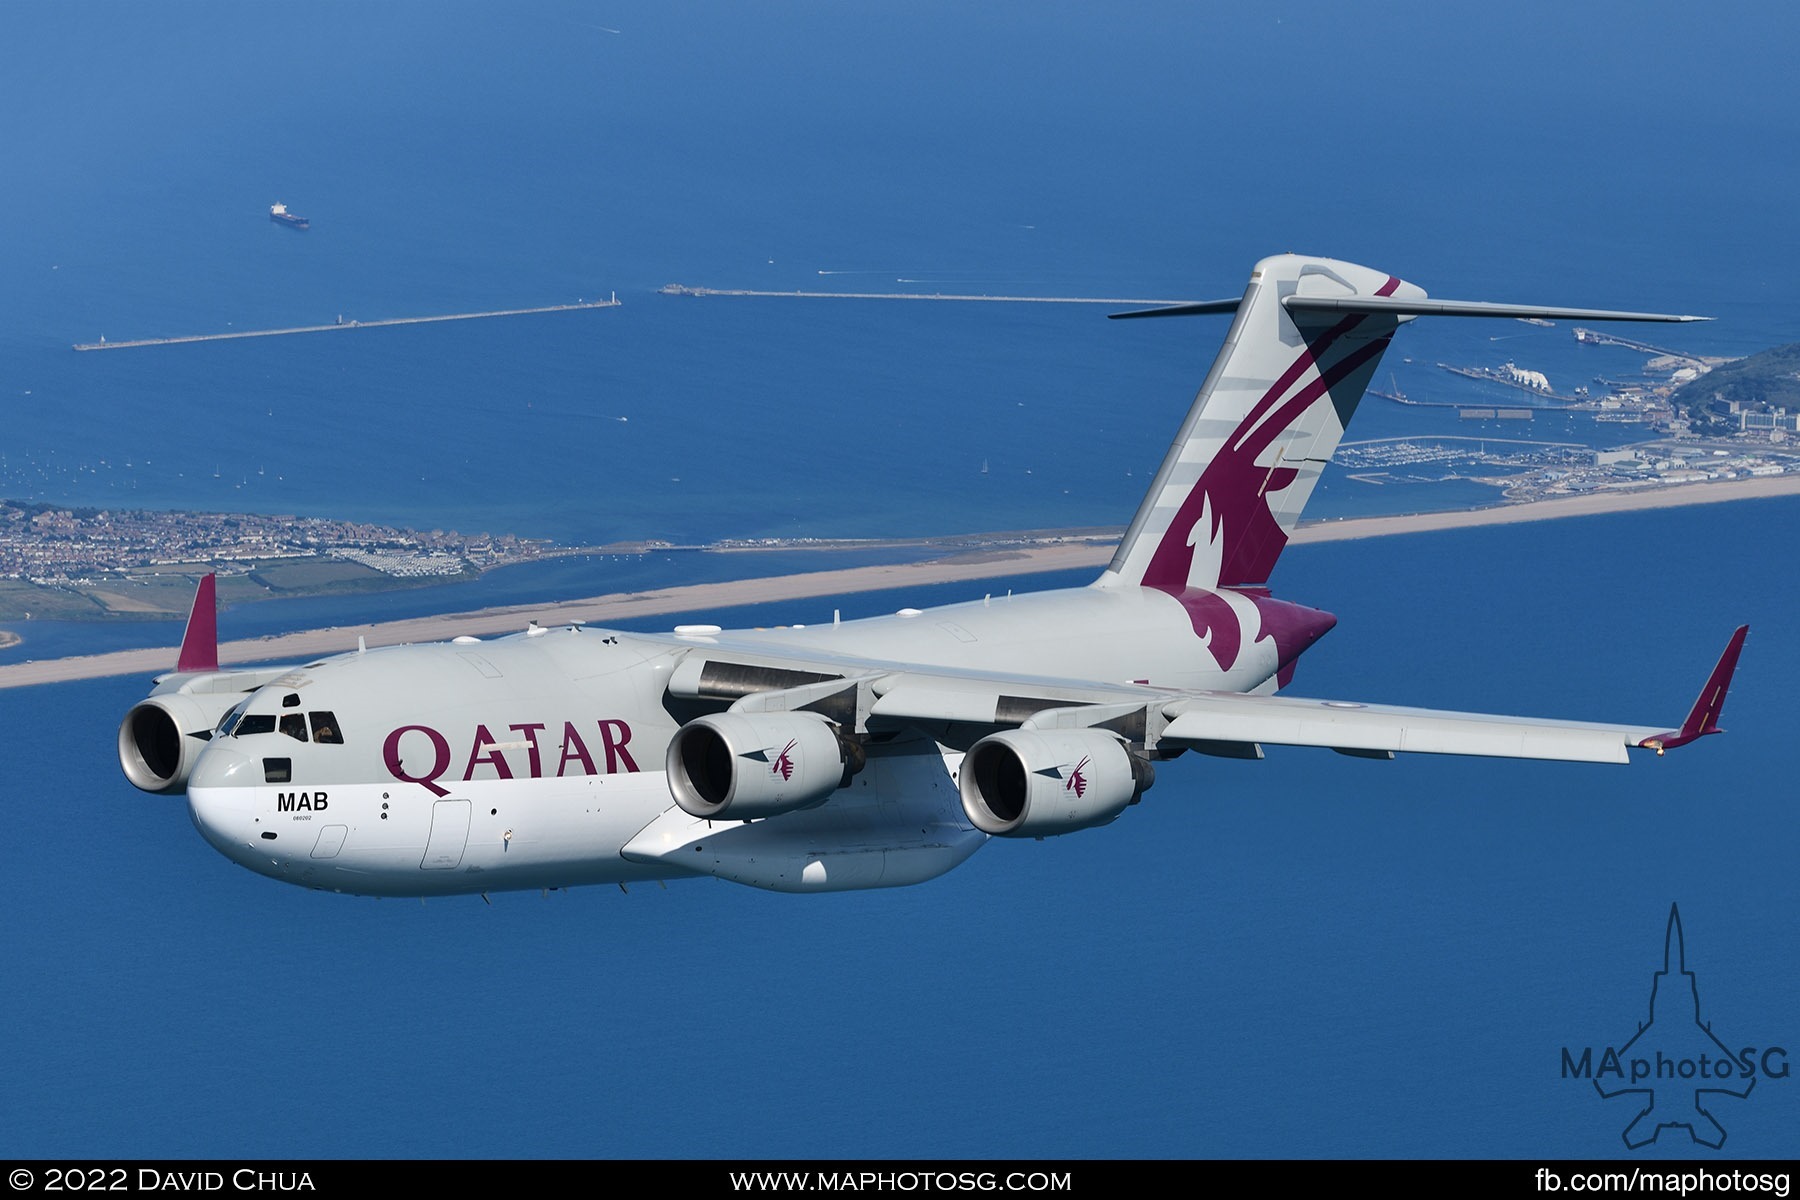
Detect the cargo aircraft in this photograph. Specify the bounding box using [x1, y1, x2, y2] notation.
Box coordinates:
[117, 254, 1747, 897]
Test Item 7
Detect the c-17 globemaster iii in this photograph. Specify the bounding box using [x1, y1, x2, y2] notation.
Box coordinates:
[117, 254, 1747, 897]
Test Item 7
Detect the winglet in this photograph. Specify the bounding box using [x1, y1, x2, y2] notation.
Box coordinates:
[175, 573, 219, 674]
[1637, 625, 1748, 754]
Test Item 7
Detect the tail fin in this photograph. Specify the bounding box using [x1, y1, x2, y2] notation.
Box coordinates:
[1097, 254, 1710, 594]
[175, 573, 219, 673]
[1099, 254, 1417, 592]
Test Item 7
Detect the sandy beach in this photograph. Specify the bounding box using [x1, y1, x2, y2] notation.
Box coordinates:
[4, 474, 1797, 690]
[1286, 473, 1800, 544]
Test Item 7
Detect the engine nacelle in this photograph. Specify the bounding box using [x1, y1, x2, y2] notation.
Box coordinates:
[959, 727, 1152, 837]
[666, 710, 857, 820]
[118, 693, 239, 794]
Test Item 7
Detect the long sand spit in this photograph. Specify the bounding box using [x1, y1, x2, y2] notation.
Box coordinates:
[6, 474, 1798, 690]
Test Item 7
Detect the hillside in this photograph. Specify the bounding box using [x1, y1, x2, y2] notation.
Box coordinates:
[1671, 341, 1800, 412]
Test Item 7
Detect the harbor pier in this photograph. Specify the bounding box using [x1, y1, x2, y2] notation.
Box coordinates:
[73, 296, 621, 352]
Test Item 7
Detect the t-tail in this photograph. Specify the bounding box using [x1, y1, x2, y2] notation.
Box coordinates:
[1095, 253, 1709, 595]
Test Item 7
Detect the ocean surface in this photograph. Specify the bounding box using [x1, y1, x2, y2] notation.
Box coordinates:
[3, 0, 1797, 1161]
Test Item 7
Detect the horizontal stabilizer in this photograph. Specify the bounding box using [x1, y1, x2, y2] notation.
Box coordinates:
[1106, 298, 1242, 320]
[1282, 295, 1710, 323]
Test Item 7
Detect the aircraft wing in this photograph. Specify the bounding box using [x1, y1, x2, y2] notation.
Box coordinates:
[1159, 693, 1665, 764]
[1158, 624, 1745, 763]
[684, 624, 1747, 766]
[654, 623, 1743, 846]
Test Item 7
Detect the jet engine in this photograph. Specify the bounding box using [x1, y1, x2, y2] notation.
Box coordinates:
[118, 692, 240, 794]
[958, 727, 1153, 837]
[666, 710, 861, 820]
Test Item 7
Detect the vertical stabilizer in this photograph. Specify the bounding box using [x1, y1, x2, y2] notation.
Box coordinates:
[175, 573, 219, 674]
[1098, 254, 1422, 592]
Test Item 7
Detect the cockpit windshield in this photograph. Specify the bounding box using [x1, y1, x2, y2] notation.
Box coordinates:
[220, 701, 344, 743]
[216, 698, 251, 736]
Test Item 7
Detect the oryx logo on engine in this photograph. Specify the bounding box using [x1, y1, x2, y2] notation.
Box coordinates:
[1066, 756, 1089, 798]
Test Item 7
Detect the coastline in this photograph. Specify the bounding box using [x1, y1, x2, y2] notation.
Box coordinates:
[1287, 473, 1800, 542]
[3, 473, 1797, 689]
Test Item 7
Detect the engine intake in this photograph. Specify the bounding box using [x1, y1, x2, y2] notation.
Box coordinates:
[959, 727, 1152, 837]
[118, 694, 237, 794]
[666, 710, 859, 820]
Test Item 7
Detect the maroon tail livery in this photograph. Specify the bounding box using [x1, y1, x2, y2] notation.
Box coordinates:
[175, 573, 218, 674]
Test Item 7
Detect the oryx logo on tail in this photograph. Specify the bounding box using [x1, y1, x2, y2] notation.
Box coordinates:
[1107, 259, 1412, 599]
[1140, 274, 1402, 594]
[1095, 257, 1416, 676]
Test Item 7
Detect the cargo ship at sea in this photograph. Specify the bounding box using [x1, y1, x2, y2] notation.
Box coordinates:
[269, 202, 309, 231]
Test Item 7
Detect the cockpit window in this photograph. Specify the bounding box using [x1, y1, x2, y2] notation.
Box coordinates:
[309, 712, 343, 745]
[235, 714, 276, 736]
[279, 713, 308, 742]
[216, 699, 250, 735]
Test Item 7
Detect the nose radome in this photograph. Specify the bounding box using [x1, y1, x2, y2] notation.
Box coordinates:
[186, 742, 262, 855]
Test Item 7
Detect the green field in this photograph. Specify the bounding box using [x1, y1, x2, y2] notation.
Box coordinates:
[0, 557, 480, 624]
[241, 559, 480, 597]
[246, 560, 390, 589]
[0, 578, 120, 621]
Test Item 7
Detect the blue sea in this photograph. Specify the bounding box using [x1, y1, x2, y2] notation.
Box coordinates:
[3, 0, 1797, 1161]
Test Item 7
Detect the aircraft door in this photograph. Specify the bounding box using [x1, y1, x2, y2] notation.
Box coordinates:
[311, 825, 348, 859]
[421, 799, 472, 870]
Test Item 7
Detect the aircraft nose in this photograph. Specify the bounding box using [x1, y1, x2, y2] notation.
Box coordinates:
[186, 741, 263, 856]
